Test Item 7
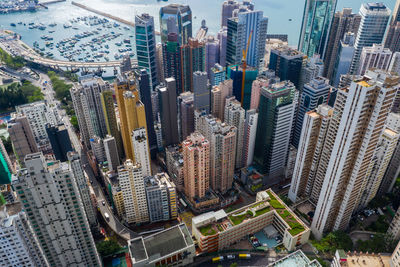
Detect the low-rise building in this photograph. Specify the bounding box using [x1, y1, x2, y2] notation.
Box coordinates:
[128, 223, 195, 267]
[331, 250, 392, 267]
[192, 189, 310, 252]
[269, 250, 321, 266]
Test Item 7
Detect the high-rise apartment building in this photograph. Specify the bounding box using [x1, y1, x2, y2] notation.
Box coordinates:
[183, 132, 210, 201]
[166, 145, 184, 191]
[349, 3, 391, 75]
[378, 113, 400, 196]
[224, 97, 245, 169]
[132, 127, 151, 177]
[388, 207, 400, 240]
[193, 71, 210, 113]
[103, 135, 120, 172]
[0, 139, 12, 184]
[293, 77, 332, 148]
[16, 101, 58, 153]
[211, 79, 233, 121]
[250, 71, 279, 110]
[288, 105, 333, 203]
[71, 77, 109, 147]
[303, 55, 324, 85]
[357, 128, 399, 210]
[384, 0, 400, 52]
[221, 0, 240, 27]
[323, 8, 361, 80]
[145, 173, 177, 222]
[67, 152, 98, 228]
[226, 6, 268, 69]
[7, 115, 37, 162]
[196, 113, 237, 193]
[135, 13, 158, 89]
[178, 92, 194, 141]
[311, 70, 399, 239]
[90, 136, 105, 163]
[160, 4, 192, 45]
[115, 75, 147, 161]
[269, 46, 306, 90]
[181, 38, 206, 92]
[358, 44, 392, 75]
[118, 160, 149, 224]
[253, 81, 298, 182]
[0, 204, 49, 267]
[242, 109, 258, 167]
[13, 153, 101, 266]
[298, 0, 337, 58]
[158, 78, 179, 146]
[46, 124, 72, 162]
[101, 88, 123, 157]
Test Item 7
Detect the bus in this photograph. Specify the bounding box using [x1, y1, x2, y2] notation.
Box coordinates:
[212, 256, 224, 262]
[179, 198, 188, 208]
[239, 254, 251, 259]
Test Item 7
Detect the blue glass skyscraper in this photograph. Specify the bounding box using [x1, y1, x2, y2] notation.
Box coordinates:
[160, 4, 192, 45]
[298, 0, 337, 58]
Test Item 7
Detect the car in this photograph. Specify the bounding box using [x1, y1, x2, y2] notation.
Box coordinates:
[102, 201, 105, 206]
[370, 234, 374, 238]
[227, 255, 235, 260]
[90, 180, 93, 184]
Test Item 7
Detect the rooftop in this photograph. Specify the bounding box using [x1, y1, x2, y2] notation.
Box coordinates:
[128, 224, 193, 264]
[193, 189, 307, 237]
[269, 250, 321, 266]
[337, 250, 392, 267]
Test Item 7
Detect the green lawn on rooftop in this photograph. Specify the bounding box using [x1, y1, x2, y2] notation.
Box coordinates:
[199, 224, 216, 236]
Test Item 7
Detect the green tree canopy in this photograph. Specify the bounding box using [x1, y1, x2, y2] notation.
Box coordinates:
[96, 239, 122, 257]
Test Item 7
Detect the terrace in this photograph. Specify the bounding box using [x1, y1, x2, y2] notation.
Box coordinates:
[196, 190, 306, 237]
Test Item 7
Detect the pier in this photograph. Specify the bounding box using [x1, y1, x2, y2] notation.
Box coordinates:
[71, 1, 161, 35]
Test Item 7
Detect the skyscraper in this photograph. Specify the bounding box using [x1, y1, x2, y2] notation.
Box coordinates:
[357, 44, 392, 75]
[132, 127, 152, 177]
[118, 160, 149, 224]
[289, 104, 334, 203]
[253, 81, 298, 182]
[224, 97, 245, 169]
[158, 78, 179, 146]
[178, 91, 194, 141]
[242, 109, 258, 167]
[181, 38, 206, 92]
[90, 136, 105, 163]
[193, 71, 210, 114]
[183, 132, 210, 201]
[71, 77, 109, 147]
[298, 0, 337, 58]
[0, 204, 49, 267]
[227, 65, 258, 110]
[218, 27, 228, 67]
[135, 13, 158, 89]
[349, 3, 391, 75]
[162, 33, 183, 93]
[323, 8, 361, 80]
[196, 113, 237, 193]
[13, 153, 101, 266]
[7, 115, 37, 162]
[67, 151, 98, 228]
[100, 89, 123, 158]
[331, 33, 356, 87]
[269, 46, 306, 90]
[293, 77, 332, 148]
[250, 71, 278, 110]
[160, 4, 192, 45]
[205, 36, 220, 79]
[46, 124, 73, 162]
[135, 68, 157, 157]
[226, 7, 268, 69]
[221, 0, 240, 27]
[311, 70, 399, 239]
[209, 63, 226, 87]
[384, 0, 400, 52]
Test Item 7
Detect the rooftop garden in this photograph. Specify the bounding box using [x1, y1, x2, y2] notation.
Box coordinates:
[199, 224, 216, 236]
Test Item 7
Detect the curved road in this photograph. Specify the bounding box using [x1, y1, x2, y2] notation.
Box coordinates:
[36, 71, 138, 241]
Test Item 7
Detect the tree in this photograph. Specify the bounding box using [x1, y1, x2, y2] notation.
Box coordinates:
[230, 263, 238, 267]
[0, 136, 12, 155]
[96, 239, 122, 257]
[312, 231, 353, 253]
[70, 115, 79, 131]
[356, 233, 396, 253]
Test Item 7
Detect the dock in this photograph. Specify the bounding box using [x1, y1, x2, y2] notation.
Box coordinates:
[71, 1, 160, 35]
